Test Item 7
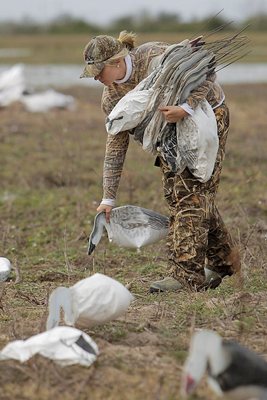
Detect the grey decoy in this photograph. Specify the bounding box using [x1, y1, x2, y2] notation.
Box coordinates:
[181, 330, 267, 399]
[88, 205, 169, 255]
[0, 258, 11, 282]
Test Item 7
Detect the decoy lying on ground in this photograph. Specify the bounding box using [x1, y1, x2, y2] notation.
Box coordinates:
[181, 330, 267, 400]
[0, 257, 11, 282]
[0, 326, 99, 367]
[0, 64, 76, 112]
[88, 205, 169, 255]
[20, 88, 76, 112]
[46, 273, 134, 330]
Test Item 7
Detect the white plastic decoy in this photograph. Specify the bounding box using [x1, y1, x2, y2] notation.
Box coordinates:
[181, 330, 267, 400]
[0, 326, 99, 367]
[88, 205, 169, 255]
[0, 258, 11, 282]
[46, 273, 134, 330]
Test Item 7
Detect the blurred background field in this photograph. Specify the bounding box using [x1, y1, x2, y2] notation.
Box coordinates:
[0, 6, 267, 400]
[0, 31, 266, 65]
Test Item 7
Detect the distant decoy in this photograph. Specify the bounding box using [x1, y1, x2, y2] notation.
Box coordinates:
[46, 273, 134, 330]
[88, 205, 169, 255]
[0, 64, 76, 112]
[20, 88, 76, 112]
[181, 330, 267, 400]
[0, 64, 25, 107]
[0, 326, 99, 367]
[0, 258, 11, 282]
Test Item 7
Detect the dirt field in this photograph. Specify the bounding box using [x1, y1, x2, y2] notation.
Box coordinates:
[0, 80, 267, 399]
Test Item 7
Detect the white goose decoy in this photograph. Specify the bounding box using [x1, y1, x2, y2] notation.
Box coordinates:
[0, 64, 25, 107]
[88, 205, 169, 255]
[181, 330, 267, 400]
[46, 273, 134, 330]
[0, 326, 99, 367]
[0, 258, 11, 282]
[20, 88, 76, 113]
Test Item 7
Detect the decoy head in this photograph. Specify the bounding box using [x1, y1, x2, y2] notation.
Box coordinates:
[105, 115, 124, 134]
[88, 212, 110, 255]
[181, 330, 224, 396]
[88, 241, 96, 255]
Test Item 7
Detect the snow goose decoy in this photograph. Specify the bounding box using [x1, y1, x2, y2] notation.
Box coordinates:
[46, 273, 134, 330]
[0, 326, 99, 367]
[105, 30, 249, 180]
[0, 257, 11, 282]
[181, 330, 267, 400]
[88, 205, 169, 255]
[0, 64, 26, 107]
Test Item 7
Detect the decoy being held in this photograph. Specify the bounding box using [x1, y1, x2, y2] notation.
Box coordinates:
[46, 273, 134, 330]
[181, 330, 267, 400]
[88, 205, 169, 255]
[0, 257, 11, 282]
[105, 27, 250, 182]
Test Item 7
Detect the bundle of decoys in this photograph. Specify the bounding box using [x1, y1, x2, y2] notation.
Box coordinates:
[106, 23, 250, 181]
[88, 205, 169, 254]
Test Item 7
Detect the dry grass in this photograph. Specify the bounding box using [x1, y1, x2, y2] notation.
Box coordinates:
[0, 79, 267, 399]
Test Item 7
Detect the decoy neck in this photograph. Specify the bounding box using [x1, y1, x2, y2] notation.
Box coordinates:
[88, 212, 112, 255]
[46, 287, 73, 330]
[182, 330, 230, 396]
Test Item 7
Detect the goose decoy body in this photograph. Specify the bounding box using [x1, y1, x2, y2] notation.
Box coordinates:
[46, 273, 134, 330]
[0, 258, 11, 282]
[182, 330, 267, 400]
[88, 205, 169, 255]
[0, 326, 99, 367]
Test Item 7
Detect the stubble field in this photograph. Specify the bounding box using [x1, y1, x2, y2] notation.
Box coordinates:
[0, 32, 267, 400]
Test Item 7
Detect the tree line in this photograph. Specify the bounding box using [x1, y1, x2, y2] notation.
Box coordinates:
[1, 12, 266, 35]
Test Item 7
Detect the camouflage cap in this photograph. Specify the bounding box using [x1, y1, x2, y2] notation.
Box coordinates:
[80, 35, 124, 78]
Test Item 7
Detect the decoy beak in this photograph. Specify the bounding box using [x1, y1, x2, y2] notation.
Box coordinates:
[88, 242, 95, 255]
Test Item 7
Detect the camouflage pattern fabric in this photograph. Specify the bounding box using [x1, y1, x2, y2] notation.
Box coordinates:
[158, 102, 241, 290]
[81, 35, 125, 78]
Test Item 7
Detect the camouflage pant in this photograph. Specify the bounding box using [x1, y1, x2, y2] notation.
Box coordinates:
[158, 102, 241, 289]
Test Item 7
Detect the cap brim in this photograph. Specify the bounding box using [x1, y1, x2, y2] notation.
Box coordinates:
[80, 63, 103, 78]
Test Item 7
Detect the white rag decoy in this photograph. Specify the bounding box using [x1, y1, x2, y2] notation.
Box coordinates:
[20, 88, 76, 112]
[0, 257, 11, 282]
[0, 326, 99, 367]
[88, 205, 169, 255]
[181, 330, 267, 400]
[46, 273, 134, 330]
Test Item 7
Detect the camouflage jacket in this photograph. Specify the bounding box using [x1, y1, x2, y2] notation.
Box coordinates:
[101, 41, 225, 200]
